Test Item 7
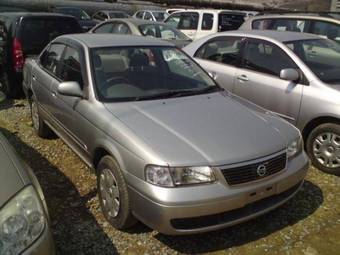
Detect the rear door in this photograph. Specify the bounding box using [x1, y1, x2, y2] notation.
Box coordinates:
[233, 38, 304, 124]
[193, 36, 244, 92]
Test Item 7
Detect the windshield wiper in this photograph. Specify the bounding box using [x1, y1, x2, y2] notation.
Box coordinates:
[134, 86, 222, 101]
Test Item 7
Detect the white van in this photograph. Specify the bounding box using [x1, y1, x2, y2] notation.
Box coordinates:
[164, 9, 247, 40]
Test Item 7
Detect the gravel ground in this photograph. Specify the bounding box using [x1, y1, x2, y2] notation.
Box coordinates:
[0, 98, 339, 255]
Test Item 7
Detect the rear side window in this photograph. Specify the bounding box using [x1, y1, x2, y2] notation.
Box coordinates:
[311, 21, 340, 43]
[59, 46, 83, 87]
[195, 37, 243, 66]
[111, 23, 131, 34]
[136, 11, 144, 19]
[218, 13, 245, 32]
[202, 13, 213, 30]
[40, 43, 65, 76]
[253, 18, 308, 32]
[243, 40, 297, 77]
[144, 12, 153, 21]
[20, 17, 81, 55]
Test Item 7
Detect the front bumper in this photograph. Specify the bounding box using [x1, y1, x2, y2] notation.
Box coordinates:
[127, 152, 309, 235]
[22, 223, 54, 255]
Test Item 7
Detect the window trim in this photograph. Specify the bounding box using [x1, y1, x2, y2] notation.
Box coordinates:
[194, 36, 245, 68]
[38, 42, 66, 82]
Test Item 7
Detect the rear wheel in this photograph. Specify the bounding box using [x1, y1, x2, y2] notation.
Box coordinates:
[306, 123, 340, 176]
[97, 156, 136, 230]
[30, 96, 52, 138]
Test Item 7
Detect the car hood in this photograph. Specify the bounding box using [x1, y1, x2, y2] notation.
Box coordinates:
[0, 134, 26, 206]
[104, 92, 292, 166]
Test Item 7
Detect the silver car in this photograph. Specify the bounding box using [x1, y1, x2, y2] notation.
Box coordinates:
[0, 132, 54, 254]
[23, 34, 309, 235]
[184, 30, 340, 176]
[89, 18, 192, 48]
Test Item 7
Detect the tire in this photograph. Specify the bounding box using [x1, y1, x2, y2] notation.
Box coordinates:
[306, 123, 340, 176]
[0, 71, 10, 97]
[97, 155, 136, 230]
[30, 96, 52, 138]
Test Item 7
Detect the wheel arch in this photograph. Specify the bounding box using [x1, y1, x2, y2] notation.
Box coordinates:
[302, 116, 340, 148]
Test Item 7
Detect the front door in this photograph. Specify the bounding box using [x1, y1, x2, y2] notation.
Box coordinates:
[233, 38, 304, 125]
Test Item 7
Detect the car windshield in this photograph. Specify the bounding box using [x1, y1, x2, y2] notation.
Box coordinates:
[153, 12, 169, 21]
[109, 12, 129, 18]
[91, 46, 218, 102]
[57, 8, 90, 20]
[139, 24, 189, 40]
[285, 39, 340, 84]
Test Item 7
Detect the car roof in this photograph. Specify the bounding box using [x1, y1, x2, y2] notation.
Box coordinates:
[97, 10, 127, 14]
[59, 33, 174, 48]
[0, 12, 75, 20]
[219, 30, 320, 42]
[110, 18, 165, 26]
[250, 14, 340, 23]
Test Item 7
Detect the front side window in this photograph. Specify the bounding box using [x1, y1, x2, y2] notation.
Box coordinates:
[285, 39, 340, 83]
[91, 46, 217, 101]
[195, 37, 243, 67]
[59, 47, 83, 87]
[178, 12, 199, 30]
[153, 11, 169, 22]
[139, 24, 188, 40]
[136, 11, 144, 19]
[144, 12, 153, 21]
[311, 21, 340, 43]
[40, 43, 65, 76]
[111, 23, 131, 34]
[93, 23, 113, 33]
[202, 13, 213, 30]
[243, 40, 297, 77]
[165, 13, 181, 28]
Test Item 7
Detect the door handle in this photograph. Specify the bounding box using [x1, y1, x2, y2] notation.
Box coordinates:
[52, 92, 56, 98]
[237, 75, 249, 82]
[32, 75, 36, 81]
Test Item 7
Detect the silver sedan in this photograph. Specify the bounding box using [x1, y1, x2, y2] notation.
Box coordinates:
[184, 30, 340, 176]
[23, 34, 309, 235]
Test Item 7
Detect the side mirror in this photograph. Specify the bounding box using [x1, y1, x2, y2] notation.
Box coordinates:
[57, 81, 83, 98]
[280, 68, 299, 82]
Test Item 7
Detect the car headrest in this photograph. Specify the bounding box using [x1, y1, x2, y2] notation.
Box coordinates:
[130, 53, 149, 68]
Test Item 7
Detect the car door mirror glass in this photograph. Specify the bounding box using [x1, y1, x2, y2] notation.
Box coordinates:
[280, 68, 299, 82]
[57, 81, 83, 97]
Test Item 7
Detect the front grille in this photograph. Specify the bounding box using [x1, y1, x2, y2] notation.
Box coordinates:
[221, 153, 286, 185]
[170, 181, 302, 230]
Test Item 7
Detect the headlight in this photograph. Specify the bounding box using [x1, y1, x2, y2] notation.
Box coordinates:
[287, 136, 303, 160]
[145, 165, 216, 187]
[0, 186, 46, 255]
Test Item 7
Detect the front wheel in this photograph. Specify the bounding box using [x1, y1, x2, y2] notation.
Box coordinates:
[306, 123, 340, 176]
[97, 156, 136, 230]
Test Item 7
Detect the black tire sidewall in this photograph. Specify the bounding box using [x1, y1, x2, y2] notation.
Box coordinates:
[30, 96, 51, 138]
[306, 123, 340, 176]
[97, 155, 135, 229]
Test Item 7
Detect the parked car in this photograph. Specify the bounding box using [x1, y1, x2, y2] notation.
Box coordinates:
[0, 19, 7, 96]
[52, 6, 97, 31]
[164, 9, 246, 40]
[0, 12, 82, 98]
[89, 18, 192, 48]
[240, 13, 340, 43]
[0, 131, 54, 254]
[184, 30, 340, 175]
[92, 10, 130, 22]
[133, 10, 169, 22]
[23, 34, 309, 235]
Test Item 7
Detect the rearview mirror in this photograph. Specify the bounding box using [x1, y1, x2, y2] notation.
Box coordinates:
[57, 81, 83, 98]
[280, 68, 299, 82]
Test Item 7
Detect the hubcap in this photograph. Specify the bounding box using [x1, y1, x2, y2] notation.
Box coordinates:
[31, 102, 39, 131]
[313, 132, 340, 168]
[99, 169, 120, 218]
